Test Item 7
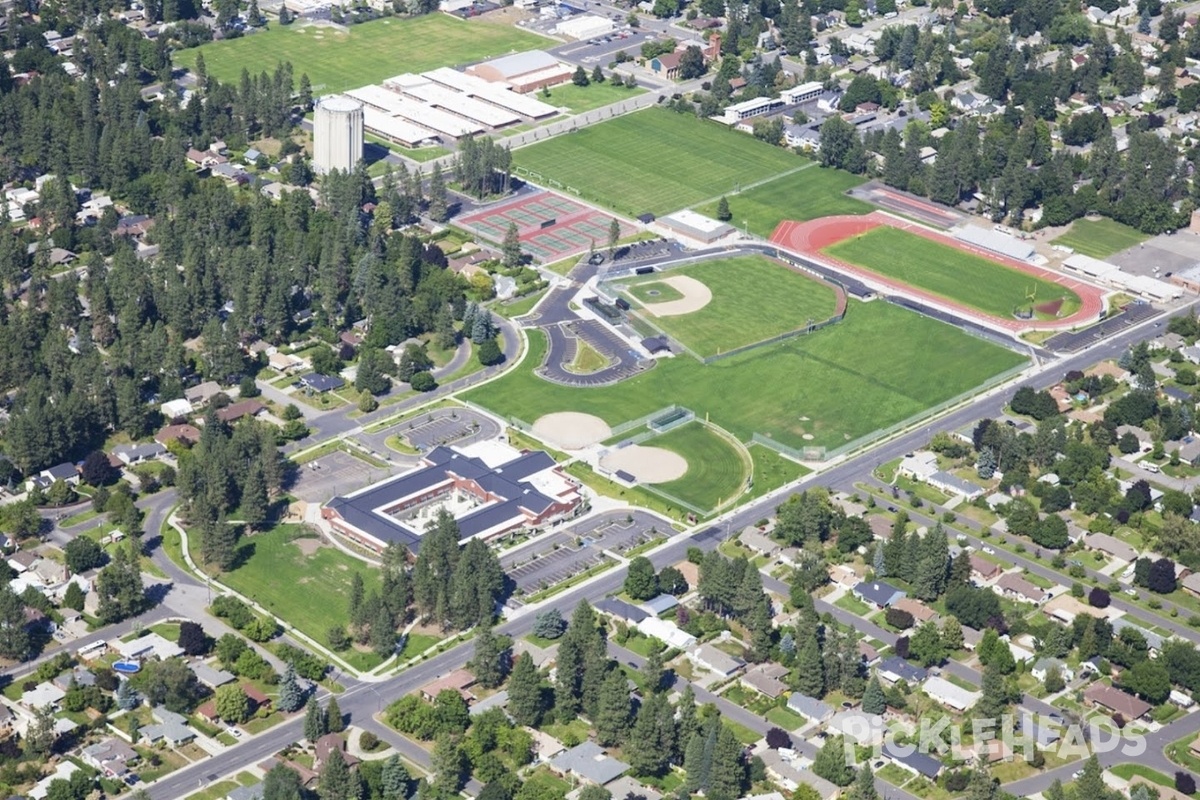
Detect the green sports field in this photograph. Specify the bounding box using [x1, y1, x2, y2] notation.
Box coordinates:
[825, 227, 1081, 320]
[649, 422, 749, 511]
[538, 81, 645, 114]
[619, 255, 840, 357]
[513, 108, 802, 216]
[695, 167, 872, 236]
[467, 301, 1025, 450]
[173, 16, 550, 94]
[628, 280, 684, 304]
[1051, 217, 1150, 259]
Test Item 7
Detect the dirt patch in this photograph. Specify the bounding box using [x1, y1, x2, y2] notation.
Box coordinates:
[640, 275, 713, 317]
[1035, 298, 1064, 316]
[600, 445, 688, 483]
[532, 412, 613, 450]
[294, 537, 323, 556]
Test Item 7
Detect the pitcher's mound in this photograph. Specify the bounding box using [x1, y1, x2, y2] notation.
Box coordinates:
[532, 412, 613, 450]
[641, 275, 713, 317]
[601, 445, 687, 483]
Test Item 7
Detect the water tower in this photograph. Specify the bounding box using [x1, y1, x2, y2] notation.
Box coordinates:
[313, 95, 364, 175]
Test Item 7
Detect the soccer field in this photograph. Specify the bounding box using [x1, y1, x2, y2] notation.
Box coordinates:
[513, 108, 802, 216]
[825, 227, 1081, 320]
[466, 302, 1025, 451]
[619, 255, 840, 357]
[649, 422, 749, 512]
[1051, 217, 1150, 259]
[695, 167, 872, 236]
[173, 16, 549, 94]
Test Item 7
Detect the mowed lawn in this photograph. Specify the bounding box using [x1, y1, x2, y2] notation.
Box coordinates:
[539, 81, 644, 114]
[650, 422, 749, 511]
[466, 302, 1025, 450]
[1051, 217, 1150, 259]
[825, 227, 1080, 319]
[513, 108, 802, 216]
[174, 16, 550, 93]
[695, 166, 872, 236]
[628, 280, 683, 303]
[219, 525, 382, 651]
[622, 255, 839, 357]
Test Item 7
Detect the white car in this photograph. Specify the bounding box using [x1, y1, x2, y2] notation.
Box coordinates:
[982, 546, 995, 555]
[228, 727, 243, 739]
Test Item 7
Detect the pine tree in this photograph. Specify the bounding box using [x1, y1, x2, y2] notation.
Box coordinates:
[683, 732, 706, 792]
[849, 761, 879, 800]
[813, 735, 855, 786]
[641, 647, 665, 693]
[380, 755, 410, 800]
[607, 217, 621, 257]
[469, 624, 510, 689]
[501, 222, 522, 268]
[431, 733, 465, 793]
[304, 696, 326, 743]
[977, 446, 997, 479]
[965, 760, 997, 800]
[707, 723, 746, 800]
[793, 630, 824, 697]
[872, 542, 885, 576]
[278, 663, 303, 713]
[1075, 754, 1106, 800]
[428, 164, 449, 223]
[595, 668, 631, 746]
[507, 651, 544, 727]
[325, 695, 345, 733]
[914, 524, 949, 600]
[716, 195, 732, 221]
[318, 749, 360, 800]
[973, 663, 1010, 721]
[861, 672, 886, 715]
[941, 616, 964, 651]
[116, 679, 139, 711]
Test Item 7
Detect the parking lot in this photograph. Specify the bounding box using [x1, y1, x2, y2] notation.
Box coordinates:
[504, 511, 666, 594]
[549, 30, 655, 66]
[356, 407, 501, 455]
[289, 450, 398, 504]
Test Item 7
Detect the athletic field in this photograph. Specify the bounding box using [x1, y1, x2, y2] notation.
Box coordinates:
[695, 167, 872, 236]
[174, 16, 549, 94]
[466, 302, 1025, 451]
[649, 422, 749, 512]
[1051, 217, 1150, 259]
[825, 227, 1081, 319]
[513, 108, 801, 216]
[618, 255, 841, 357]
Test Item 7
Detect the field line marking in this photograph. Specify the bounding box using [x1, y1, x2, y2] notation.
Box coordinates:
[688, 161, 818, 212]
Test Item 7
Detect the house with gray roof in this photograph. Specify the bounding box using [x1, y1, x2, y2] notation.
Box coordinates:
[1111, 617, 1166, 654]
[878, 657, 927, 685]
[190, 661, 235, 689]
[1084, 532, 1138, 563]
[853, 580, 906, 608]
[549, 741, 629, 786]
[227, 784, 264, 800]
[787, 693, 834, 724]
[688, 643, 745, 677]
[883, 740, 943, 779]
[142, 707, 195, 745]
[740, 528, 779, 556]
[641, 594, 679, 616]
[594, 597, 648, 624]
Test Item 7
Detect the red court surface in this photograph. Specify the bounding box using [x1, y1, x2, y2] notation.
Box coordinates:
[770, 212, 1106, 332]
[458, 190, 632, 263]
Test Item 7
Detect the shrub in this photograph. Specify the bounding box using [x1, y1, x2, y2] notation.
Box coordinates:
[1088, 587, 1111, 608]
[1176, 772, 1196, 795]
[885, 607, 915, 630]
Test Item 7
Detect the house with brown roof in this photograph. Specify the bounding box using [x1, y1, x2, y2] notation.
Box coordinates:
[156, 423, 201, 446]
[740, 663, 789, 699]
[969, 554, 1002, 581]
[1084, 683, 1152, 720]
[1084, 532, 1138, 563]
[217, 400, 267, 424]
[315, 734, 360, 770]
[420, 668, 477, 702]
[892, 597, 938, 624]
[993, 573, 1048, 605]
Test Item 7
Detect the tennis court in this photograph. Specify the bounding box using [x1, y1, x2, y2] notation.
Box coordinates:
[458, 190, 629, 262]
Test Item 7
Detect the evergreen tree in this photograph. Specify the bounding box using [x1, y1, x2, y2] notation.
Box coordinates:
[318, 750, 361, 800]
[278, 663, 303, 713]
[973, 663, 1011, 721]
[326, 695, 345, 733]
[683, 732, 707, 792]
[304, 696, 326, 743]
[607, 217, 621, 257]
[965, 760, 997, 800]
[1075, 754, 1107, 800]
[264, 762, 306, 800]
[501, 222, 522, 268]
[25, 705, 56, 757]
[914, 523, 949, 600]
[380, 755, 410, 800]
[507, 651, 544, 727]
[812, 735, 855, 786]
[428, 164, 449, 223]
[595, 667, 631, 746]
[793, 631, 825, 697]
[431, 733, 466, 794]
[861, 672, 886, 715]
[716, 196, 732, 221]
[941, 616, 964, 652]
[707, 723, 746, 800]
[848, 761, 879, 800]
[641, 646, 665, 693]
[116, 679, 139, 711]
[469, 624, 510, 689]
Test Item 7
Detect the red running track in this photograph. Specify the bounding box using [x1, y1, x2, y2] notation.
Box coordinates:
[769, 212, 1106, 332]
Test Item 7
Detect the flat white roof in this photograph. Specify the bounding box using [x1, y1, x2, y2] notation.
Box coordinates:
[1063, 253, 1121, 278]
[346, 85, 483, 138]
[423, 67, 559, 118]
[954, 225, 1036, 261]
[662, 209, 730, 234]
[402, 82, 519, 127]
[726, 96, 780, 113]
[361, 106, 437, 145]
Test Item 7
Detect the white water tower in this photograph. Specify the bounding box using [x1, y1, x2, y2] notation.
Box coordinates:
[313, 95, 364, 175]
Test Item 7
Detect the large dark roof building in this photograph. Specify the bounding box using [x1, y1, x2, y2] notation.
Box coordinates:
[322, 445, 581, 553]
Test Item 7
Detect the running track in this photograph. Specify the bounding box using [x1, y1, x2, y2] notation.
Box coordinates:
[770, 212, 1106, 333]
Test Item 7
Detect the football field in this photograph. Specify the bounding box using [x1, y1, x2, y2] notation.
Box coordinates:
[694, 167, 872, 236]
[513, 108, 803, 216]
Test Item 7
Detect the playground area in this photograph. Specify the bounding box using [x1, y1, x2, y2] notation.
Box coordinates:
[457, 190, 630, 263]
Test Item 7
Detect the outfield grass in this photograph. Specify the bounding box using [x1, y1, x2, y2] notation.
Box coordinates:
[648, 422, 749, 511]
[695, 166, 872, 236]
[513, 108, 802, 216]
[538, 81, 644, 114]
[219, 524, 382, 655]
[628, 280, 684, 304]
[746, 444, 809, 500]
[620, 255, 839, 357]
[174, 16, 550, 94]
[1052, 217, 1150, 259]
[825, 227, 1080, 320]
[465, 301, 1025, 451]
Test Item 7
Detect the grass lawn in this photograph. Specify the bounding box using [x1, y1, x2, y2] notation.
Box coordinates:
[764, 706, 807, 730]
[566, 339, 611, 374]
[825, 227, 1080, 320]
[835, 593, 872, 616]
[695, 166, 872, 236]
[618, 255, 840, 357]
[513, 108, 802, 216]
[216, 524, 382, 660]
[628, 280, 684, 304]
[174, 16, 549, 94]
[1052, 217, 1150, 259]
[648, 422, 749, 512]
[464, 301, 1025, 451]
[1111, 764, 1174, 787]
[538, 80, 645, 113]
[746, 444, 809, 500]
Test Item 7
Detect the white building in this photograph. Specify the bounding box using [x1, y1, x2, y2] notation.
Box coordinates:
[555, 14, 614, 39]
[313, 95, 365, 176]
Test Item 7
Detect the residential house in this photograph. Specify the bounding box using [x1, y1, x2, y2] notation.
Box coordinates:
[112, 442, 166, 466]
[216, 400, 267, 424]
[858, 640, 881, 664]
[51, 666, 96, 692]
[827, 710, 886, 746]
[28, 462, 78, 491]
[190, 661, 235, 689]
[878, 656, 927, 685]
[156, 423, 201, 446]
[142, 707, 196, 745]
[7, 551, 38, 574]
[1083, 683, 1152, 720]
[1116, 425, 1153, 450]
[883, 740, 943, 779]
[1111, 617, 1166, 655]
[315, 734, 360, 770]
[20, 683, 65, 711]
[549, 741, 630, 786]
[160, 397, 194, 419]
[1031, 658, 1074, 683]
[928, 471, 986, 500]
[82, 738, 139, 778]
[1083, 532, 1138, 563]
[740, 528, 780, 557]
[227, 784, 265, 800]
[1043, 592, 1112, 624]
[268, 352, 305, 373]
[741, 663, 789, 698]
[637, 616, 696, 650]
[1170, 689, 1194, 708]
[595, 597, 648, 625]
[760, 750, 839, 799]
[641, 593, 679, 616]
[922, 676, 981, 711]
[787, 693, 834, 724]
[1182, 571, 1200, 598]
[969, 554, 1002, 581]
[892, 597, 938, 624]
[184, 381, 223, 407]
[1086, 361, 1130, 383]
[993, 572, 1048, 605]
[420, 669, 476, 702]
[112, 632, 184, 662]
[852, 580, 906, 608]
[688, 642, 745, 677]
[897, 451, 939, 481]
[300, 373, 345, 393]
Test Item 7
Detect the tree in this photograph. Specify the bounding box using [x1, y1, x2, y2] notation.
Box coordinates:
[641, 647, 665, 693]
[278, 663, 304, 713]
[470, 624, 511, 689]
[431, 733, 466, 793]
[793, 631, 824, 697]
[95, 541, 147, 624]
[263, 762, 306, 800]
[766, 727, 792, 749]
[178, 621, 210, 656]
[1089, 587, 1111, 608]
[1149, 557, 1178, 593]
[507, 651, 545, 727]
[81, 450, 119, 485]
[326, 695, 345, 733]
[1044, 665, 1065, 693]
[380, 755, 410, 800]
[428, 163, 449, 223]
[941, 616, 964, 651]
[26, 705, 56, 757]
[624, 556, 659, 600]
[573, 65, 590, 86]
[595, 668, 631, 745]
[862, 672, 886, 714]
[216, 683, 251, 723]
[1076, 755, 1106, 800]
[716, 196, 732, 221]
[502, 222, 522, 268]
[909, 621, 946, 667]
[974, 663, 1012, 720]
[1124, 659, 1172, 704]
[607, 217, 621, 258]
[813, 735, 855, 786]
[305, 696, 327, 743]
[62, 581, 85, 611]
[532, 609, 566, 640]
[319, 750, 361, 800]
[678, 45, 706, 79]
[848, 761, 879, 800]
[64, 536, 106, 573]
[1176, 772, 1196, 795]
